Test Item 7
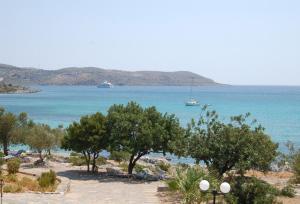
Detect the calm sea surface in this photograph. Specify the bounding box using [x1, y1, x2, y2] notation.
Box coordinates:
[1, 85, 300, 154]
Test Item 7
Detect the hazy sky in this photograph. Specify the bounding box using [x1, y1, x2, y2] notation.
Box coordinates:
[1, 0, 300, 85]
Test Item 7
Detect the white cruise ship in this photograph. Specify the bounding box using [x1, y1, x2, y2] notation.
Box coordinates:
[97, 81, 113, 88]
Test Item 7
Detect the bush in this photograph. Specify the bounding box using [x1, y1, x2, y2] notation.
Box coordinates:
[38, 170, 56, 188]
[291, 151, 300, 183]
[68, 156, 86, 166]
[5, 174, 18, 183]
[19, 177, 39, 191]
[157, 161, 171, 172]
[96, 156, 107, 165]
[134, 164, 146, 173]
[166, 166, 214, 204]
[0, 152, 5, 157]
[70, 152, 81, 157]
[281, 185, 296, 198]
[7, 158, 21, 174]
[3, 184, 22, 193]
[109, 151, 131, 163]
[226, 176, 280, 204]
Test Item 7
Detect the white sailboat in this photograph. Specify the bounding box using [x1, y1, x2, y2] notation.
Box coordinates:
[185, 79, 200, 106]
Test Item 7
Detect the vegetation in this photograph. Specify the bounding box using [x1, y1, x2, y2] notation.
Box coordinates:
[62, 112, 108, 172]
[225, 176, 280, 204]
[26, 124, 62, 162]
[291, 150, 300, 183]
[38, 170, 57, 188]
[280, 185, 296, 198]
[109, 151, 131, 163]
[106, 102, 185, 174]
[7, 158, 21, 174]
[0, 107, 29, 155]
[166, 166, 218, 204]
[187, 108, 278, 177]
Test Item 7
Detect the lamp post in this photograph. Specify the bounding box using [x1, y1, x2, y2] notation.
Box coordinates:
[0, 179, 3, 204]
[199, 180, 230, 204]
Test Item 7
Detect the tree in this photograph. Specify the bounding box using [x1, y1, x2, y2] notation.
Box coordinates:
[106, 101, 185, 174]
[26, 124, 57, 161]
[187, 107, 278, 178]
[0, 107, 29, 155]
[62, 112, 108, 172]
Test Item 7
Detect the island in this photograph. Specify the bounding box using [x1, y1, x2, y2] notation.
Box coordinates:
[0, 82, 40, 94]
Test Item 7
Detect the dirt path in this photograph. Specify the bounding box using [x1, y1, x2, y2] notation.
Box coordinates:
[3, 162, 161, 204]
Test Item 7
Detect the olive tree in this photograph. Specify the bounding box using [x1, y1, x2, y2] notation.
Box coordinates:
[62, 112, 108, 172]
[26, 124, 57, 161]
[0, 107, 29, 155]
[106, 101, 185, 174]
[187, 107, 278, 178]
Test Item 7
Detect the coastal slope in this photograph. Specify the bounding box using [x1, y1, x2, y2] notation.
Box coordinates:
[0, 64, 219, 86]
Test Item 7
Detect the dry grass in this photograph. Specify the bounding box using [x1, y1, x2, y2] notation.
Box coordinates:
[0, 172, 58, 193]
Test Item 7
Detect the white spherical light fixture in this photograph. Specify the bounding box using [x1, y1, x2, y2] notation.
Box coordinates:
[199, 180, 210, 191]
[220, 182, 231, 194]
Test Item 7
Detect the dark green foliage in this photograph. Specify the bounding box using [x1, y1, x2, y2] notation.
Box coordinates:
[187, 108, 278, 177]
[68, 156, 86, 166]
[134, 164, 146, 173]
[226, 176, 280, 204]
[0, 152, 4, 157]
[7, 158, 21, 174]
[106, 101, 185, 174]
[166, 166, 216, 204]
[38, 170, 56, 188]
[280, 185, 296, 198]
[109, 151, 131, 163]
[291, 150, 300, 183]
[62, 112, 108, 172]
[0, 107, 29, 155]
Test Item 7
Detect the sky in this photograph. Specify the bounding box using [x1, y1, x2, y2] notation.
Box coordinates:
[1, 0, 300, 85]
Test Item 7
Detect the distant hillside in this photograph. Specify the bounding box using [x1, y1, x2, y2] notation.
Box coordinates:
[0, 64, 219, 86]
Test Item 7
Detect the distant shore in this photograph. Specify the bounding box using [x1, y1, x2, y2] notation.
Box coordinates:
[0, 83, 40, 94]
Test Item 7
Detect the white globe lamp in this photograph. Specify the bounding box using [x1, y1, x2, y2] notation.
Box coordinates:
[220, 182, 231, 194]
[199, 180, 210, 191]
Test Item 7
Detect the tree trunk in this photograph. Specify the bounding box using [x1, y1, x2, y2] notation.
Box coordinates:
[91, 153, 99, 173]
[83, 152, 91, 172]
[3, 140, 8, 156]
[39, 150, 43, 162]
[127, 152, 147, 175]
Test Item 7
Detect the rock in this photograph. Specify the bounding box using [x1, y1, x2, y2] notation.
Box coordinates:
[106, 167, 124, 175]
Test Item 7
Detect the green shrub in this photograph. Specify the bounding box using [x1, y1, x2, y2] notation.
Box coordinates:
[3, 184, 22, 193]
[134, 164, 146, 173]
[166, 166, 212, 204]
[38, 170, 56, 188]
[157, 161, 171, 172]
[226, 176, 280, 204]
[7, 158, 21, 174]
[96, 156, 107, 165]
[291, 151, 300, 184]
[68, 156, 86, 166]
[0, 152, 5, 157]
[109, 151, 131, 163]
[281, 185, 296, 198]
[70, 152, 81, 157]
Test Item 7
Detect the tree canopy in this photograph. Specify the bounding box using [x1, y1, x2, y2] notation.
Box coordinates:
[62, 112, 108, 172]
[0, 107, 29, 155]
[187, 108, 278, 177]
[106, 101, 185, 174]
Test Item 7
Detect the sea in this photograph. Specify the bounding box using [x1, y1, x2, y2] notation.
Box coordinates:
[1, 85, 300, 160]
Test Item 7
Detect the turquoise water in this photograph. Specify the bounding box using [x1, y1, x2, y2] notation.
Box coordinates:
[1, 85, 300, 152]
